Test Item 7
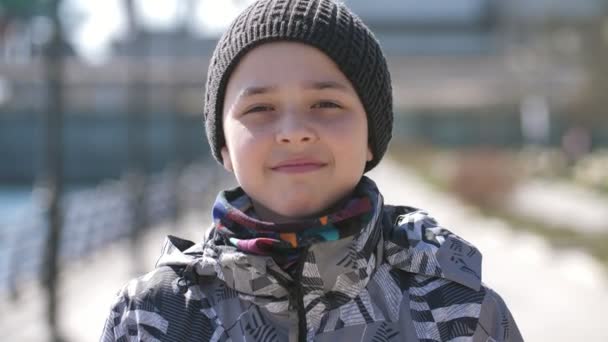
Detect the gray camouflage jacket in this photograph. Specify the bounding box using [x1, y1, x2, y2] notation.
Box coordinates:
[101, 199, 523, 342]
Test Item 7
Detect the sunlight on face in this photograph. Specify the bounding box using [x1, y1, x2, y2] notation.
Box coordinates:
[221, 42, 372, 223]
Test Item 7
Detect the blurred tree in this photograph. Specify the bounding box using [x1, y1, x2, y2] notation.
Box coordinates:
[122, 0, 148, 276]
[1, 1, 67, 342]
[1, 8, 68, 342]
[0, 0, 49, 35]
[576, 13, 608, 127]
[123, 0, 137, 36]
[0, 0, 76, 61]
[0, 0, 48, 18]
[42, 0, 66, 340]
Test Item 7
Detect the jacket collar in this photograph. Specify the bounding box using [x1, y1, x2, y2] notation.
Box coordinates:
[156, 177, 483, 313]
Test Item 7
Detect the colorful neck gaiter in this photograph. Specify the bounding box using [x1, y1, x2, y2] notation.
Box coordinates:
[211, 181, 374, 271]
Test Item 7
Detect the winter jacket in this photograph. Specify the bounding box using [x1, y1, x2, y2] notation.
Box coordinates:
[100, 180, 523, 342]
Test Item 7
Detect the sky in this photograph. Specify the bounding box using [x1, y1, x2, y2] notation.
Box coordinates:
[59, 0, 604, 64]
[62, 0, 255, 64]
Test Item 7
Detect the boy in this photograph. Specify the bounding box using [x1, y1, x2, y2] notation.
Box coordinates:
[101, 0, 523, 341]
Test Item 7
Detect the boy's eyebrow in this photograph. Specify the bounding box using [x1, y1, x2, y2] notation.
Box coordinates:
[303, 80, 350, 92]
[237, 80, 350, 100]
[240, 85, 277, 98]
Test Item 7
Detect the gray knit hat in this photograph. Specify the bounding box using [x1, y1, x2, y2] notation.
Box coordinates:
[204, 0, 393, 171]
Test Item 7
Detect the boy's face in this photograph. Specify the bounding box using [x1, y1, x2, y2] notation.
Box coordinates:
[221, 42, 372, 222]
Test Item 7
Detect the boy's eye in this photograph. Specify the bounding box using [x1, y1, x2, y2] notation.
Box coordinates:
[312, 101, 341, 109]
[244, 105, 273, 114]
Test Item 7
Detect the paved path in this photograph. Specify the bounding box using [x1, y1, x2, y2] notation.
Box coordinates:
[369, 158, 608, 342]
[2, 159, 607, 341]
[506, 179, 608, 233]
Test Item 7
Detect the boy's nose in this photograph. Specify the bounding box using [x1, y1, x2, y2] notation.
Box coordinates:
[275, 114, 318, 145]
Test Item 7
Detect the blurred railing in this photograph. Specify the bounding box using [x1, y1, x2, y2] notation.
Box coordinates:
[0, 161, 227, 300]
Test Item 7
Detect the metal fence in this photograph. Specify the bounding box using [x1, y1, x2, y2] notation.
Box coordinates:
[0, 161, 228, 300]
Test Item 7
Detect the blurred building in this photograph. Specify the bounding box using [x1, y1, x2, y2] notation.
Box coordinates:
[0, 0, 606, 182]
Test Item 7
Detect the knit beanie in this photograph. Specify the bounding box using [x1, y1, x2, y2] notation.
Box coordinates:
[203, 0, 393, 171]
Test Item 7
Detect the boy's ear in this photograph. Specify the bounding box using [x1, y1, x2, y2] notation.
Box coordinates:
[367, 146, 373, 162]
[220, 146, 233, 172]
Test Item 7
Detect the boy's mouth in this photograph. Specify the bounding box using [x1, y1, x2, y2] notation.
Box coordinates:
[271, 158, 326, 173]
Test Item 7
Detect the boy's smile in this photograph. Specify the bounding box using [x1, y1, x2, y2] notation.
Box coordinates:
[221, 42, 372, 223]
[270, 156, 327, 174]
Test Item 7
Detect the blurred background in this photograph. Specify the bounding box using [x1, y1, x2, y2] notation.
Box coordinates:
[0, 0, 606, 341]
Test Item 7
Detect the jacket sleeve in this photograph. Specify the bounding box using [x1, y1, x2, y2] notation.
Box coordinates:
[99, 286, 131, 342]
[99, 292, 121, 342]
[99, 268, 192, 341]
[100, 311, 117, 342]
[472, 286, 524, 342]
[99, 280, 170, 342]
[98, 280, 169, 342]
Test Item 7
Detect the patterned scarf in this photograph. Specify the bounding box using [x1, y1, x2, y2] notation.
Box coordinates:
[211, 181, 374, 270]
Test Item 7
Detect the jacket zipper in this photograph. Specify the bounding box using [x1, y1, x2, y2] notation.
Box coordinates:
[270, 253, 308, 341]
[293, 255, 307, 342]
